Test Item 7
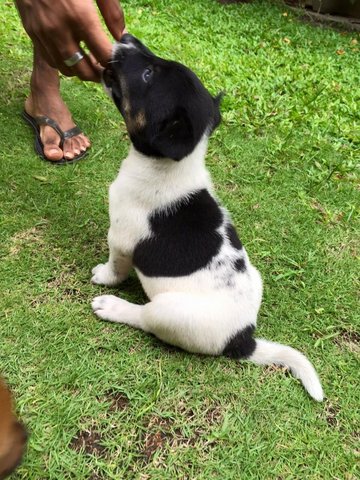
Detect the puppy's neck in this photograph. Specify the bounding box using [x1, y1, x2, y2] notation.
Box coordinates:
[119, 135, 214, 208]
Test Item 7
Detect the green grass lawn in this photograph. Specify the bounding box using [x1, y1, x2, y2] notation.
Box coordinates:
[0, 0, 359, 478]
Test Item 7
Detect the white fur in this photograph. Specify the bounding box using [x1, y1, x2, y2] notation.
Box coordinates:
[249, 340, 324, 402]
[91, 137, 323, 401]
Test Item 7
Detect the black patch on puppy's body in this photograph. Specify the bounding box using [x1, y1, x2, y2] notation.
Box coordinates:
[223, 325, 256, 359]
[226, 223, 243, 250]
[133, 189, 223, 277]
[233, 257, 246, 273]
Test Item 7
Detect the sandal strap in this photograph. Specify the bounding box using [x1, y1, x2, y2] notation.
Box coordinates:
[63, 126, 83, 139]
[32, 115, 83, 148]
[35, 116, 65, 142]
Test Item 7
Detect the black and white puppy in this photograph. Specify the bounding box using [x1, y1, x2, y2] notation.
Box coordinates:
[91, 34, 323, 402]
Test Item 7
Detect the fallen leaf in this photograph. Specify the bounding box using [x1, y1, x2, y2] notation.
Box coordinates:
[33, 175, 49, 183]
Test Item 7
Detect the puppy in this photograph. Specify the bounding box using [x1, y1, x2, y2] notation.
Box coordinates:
[0, 378, 27, 479]
[92, 34, 323, 401]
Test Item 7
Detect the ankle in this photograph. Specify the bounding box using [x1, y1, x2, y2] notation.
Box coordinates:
[26, 84, 62, 116]
[30, 64, 59, 98]
[30, 75, 60, 98]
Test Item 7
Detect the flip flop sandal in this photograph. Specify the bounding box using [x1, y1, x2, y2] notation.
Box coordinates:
[22, 110, 88, 165]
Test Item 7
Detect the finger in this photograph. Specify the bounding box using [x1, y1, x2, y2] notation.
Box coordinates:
[48, 35, 102, 81]
[96, 0, 125, 41]
[70, 53, 103, 82]
[79, 20, 114, 68]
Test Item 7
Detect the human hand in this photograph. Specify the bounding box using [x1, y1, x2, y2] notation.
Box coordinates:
[15, 0, 125, 81]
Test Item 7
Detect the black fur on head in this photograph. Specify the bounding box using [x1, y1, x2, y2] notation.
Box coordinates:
[103, 34, 222, 161]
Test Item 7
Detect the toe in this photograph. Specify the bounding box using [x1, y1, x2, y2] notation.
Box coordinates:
[92, 295, 116, 312]
[63, 138, 76, 160]
[79, 134, 91, 151]
[63, 135, 89, 159]
[43, 145, 63, 161]
[92, 264, 102, 275]
[92, 296, 103, 311]
[41, 126, 63, 161]
[71, 137, 82, 156]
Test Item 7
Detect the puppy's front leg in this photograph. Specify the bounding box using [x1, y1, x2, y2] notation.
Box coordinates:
[91, 238, 132, 287]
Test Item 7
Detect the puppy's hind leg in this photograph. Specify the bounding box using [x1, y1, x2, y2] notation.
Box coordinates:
[92, 294, 147, 330]
[92, 292, 235, 356]
[142, 292, 236, 355]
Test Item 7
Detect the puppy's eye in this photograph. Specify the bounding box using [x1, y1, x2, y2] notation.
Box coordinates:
[142, 67, 153, 83]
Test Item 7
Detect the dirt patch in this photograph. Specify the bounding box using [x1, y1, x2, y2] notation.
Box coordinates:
[47, 264, 77, 289]
[60, 287, 88, 301]
[46, 264, 89, 301]
[142, 429, 168, 461]
[310, 200, 344, 225]
[326, 238, 358, 259]
[139, 402, 223, 463]
[337, 330, 360, 344]
[334, 329, 360, 354]
[263, 365, 290, 378]
[257, 364, 291, 386]
[104, 390, 130, 412]
[70, 429, 107, 457]
[139, 415, 200, 463]
[176, 400, 224, 428]
[204, 405, 223, 424]
[9, 225, 46, 256]
[88, 474, 105, 480]
[140, 416, 174, 462]
[322, 402, 341, 428]
[29, 294, 49, 308]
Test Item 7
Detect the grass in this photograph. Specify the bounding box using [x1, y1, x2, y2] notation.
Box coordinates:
[0, 0, 359, 478]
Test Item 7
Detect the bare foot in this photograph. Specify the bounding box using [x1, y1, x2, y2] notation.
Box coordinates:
[25, 46, 91, 162]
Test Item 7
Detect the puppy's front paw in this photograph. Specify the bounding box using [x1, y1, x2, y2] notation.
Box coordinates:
[91, 263, 122, 286]
[92, 294, 130, 323]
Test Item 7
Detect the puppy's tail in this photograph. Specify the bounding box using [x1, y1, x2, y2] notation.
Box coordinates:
[248, 338, 323, 402]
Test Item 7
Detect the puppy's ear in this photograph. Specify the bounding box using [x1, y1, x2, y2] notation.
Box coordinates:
[151, 107, 195, 161]
[211, 92, 223, 133]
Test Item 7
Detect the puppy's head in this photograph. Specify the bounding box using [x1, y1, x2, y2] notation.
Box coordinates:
[0, 379, 27, 480]
[104, 34, 221, 161]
